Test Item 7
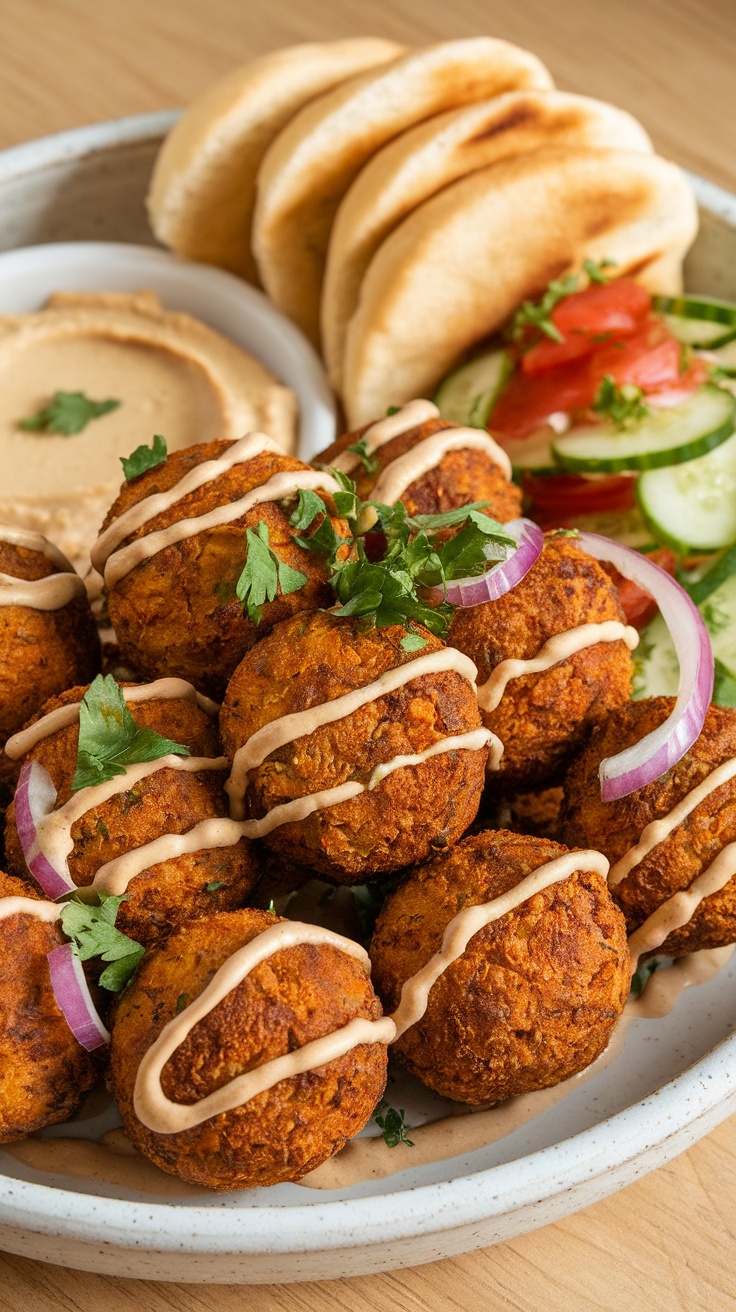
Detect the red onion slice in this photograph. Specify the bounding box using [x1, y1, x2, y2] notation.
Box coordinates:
[578, 532, 714, 802]
[430, 517, 544, 608]
[47, 943, 110, 1051]
[15, 760, 76, 899]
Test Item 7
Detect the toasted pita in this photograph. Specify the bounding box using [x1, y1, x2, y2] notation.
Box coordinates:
[322, 91, 653, 389]
[341, 148, 698, 427]
[146, 38, 404, 284]
[252, 38, 553, 346]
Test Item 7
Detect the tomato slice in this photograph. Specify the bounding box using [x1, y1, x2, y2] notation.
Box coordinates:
[524, 472, 637, 524]
[522, 279, 652, 375]
[491, 317, 697, 440]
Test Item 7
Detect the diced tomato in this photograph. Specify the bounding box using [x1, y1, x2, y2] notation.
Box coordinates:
[523, 473, 637, 526]
[522, 279, 652, 375]
[600, 550, 677, 631]
[491, 316, 698, 441]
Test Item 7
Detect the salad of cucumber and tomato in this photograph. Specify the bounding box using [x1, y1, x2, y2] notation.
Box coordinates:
[433, 263, 736, 707]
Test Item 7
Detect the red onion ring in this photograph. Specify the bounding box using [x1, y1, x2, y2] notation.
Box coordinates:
[47, 943, 110, 1051]
[429, 517, 544, 608]
[578, 532, 714, 802]
[15, 759, 76, 899]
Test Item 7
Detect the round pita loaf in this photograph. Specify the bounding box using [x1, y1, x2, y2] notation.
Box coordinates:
[252, 38, 553, 345]
[146, 38, 404, 284]
[341, 148, 698, 427]
[322, 91, 653, 389]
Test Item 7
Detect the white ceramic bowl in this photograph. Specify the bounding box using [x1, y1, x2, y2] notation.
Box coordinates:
[0, 240, 335, 458]
[1, 112, 736, 1285]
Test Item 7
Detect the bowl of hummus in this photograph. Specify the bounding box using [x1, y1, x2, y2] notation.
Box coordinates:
[0, 239, 336, 569]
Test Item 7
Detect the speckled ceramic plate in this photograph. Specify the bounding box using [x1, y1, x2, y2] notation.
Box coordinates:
[0, 112, 735, 1285]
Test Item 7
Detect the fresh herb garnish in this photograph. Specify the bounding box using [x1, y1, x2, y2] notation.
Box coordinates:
[374, 1099, 414, 1148]
[347, 436, 379, 475]
[120, 433, 167, 481]
[508, 259, 617, 345]
[19, 391, 121, 436]
[235, 521, 308, 624]
[630, 956, 665, 997]
[400, 632, 427, 652]
[593, 374, 650, 428]
[59, 892, 145, 993]
[71, 674, 190, 792]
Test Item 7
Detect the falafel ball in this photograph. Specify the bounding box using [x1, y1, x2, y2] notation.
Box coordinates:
[316, 415, 522, 521]
[0, 531, 100, 786]
[561, 698, 736, 957]
[110, 908, 388, 1189]
[220, 611, 488, 884]
[5, 683, 258, 945]
[0, 870, 98, 1142]
[370, 830, 630, 1104]
[99, 440, 347, 698]
[448, 533, 634, 792]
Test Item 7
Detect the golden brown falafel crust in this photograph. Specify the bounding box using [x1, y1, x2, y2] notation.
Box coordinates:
[4, 685, 258, 945]
[448, 534, 633, 792]
[110, 908, 387, 1189]
[220, 611, 487, 884]
[0, 870, 98, 1142]
[103, 440, 344, 698]
[370, 831, 630, 1104]
[316, 417, 522, 521]
[0, 539, 100, 783]
[561, 698, 736, 957]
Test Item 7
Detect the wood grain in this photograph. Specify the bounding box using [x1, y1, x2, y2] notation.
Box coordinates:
[1, 0, 736, 1305]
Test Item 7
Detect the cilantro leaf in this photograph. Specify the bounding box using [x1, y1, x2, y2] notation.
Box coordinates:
[120, 433, 167, 481]
[71, 674, 190, 792]
[59, 892, 145, 993]
[508, 274, 579, 344]
[19, 391, 121, 436]
[400, 633, 427, 652]
[347, 436, 379, 475]
[582, 257, 617, 284]
[235, 521, 308, 624]
[374, 1099, 414, 1148]
[593, 375, 650, 428]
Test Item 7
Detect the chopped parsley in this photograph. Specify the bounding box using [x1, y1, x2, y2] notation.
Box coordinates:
[508, 259, 617, 345]
[235, 521, 308, 624]
[19, 391, 121, 436]
[120, 433, 167, 481]
[593, 375, 650, 428]
[374, 1099, 414, 1148]
[347, 436, 379, 475]
[71, 674, 190, 792]
[400, 632, 427, 652]
[59, 892, 145, 993]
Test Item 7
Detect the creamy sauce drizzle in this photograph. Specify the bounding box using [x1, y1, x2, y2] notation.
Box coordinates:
[133, 922, 396, 1135]
[226, 646, 483, 817]
[0, 525, 85, 611]
[90, 432, 282, 572]
[628, 946, 735, 1019]
[371, 428, 512, 505]
[608, 756, 736, 887]
[0, 570, 85, 610]
[0, 896, 61, 923]
[329, 399, 440, 475]
[4, 676, 219, 761]
[627, 839, 736, 971]
[30, 755, 228, 896]
[476, 622, 639, 713]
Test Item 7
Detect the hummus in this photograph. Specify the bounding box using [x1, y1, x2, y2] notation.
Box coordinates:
[0, 290, 297, 570]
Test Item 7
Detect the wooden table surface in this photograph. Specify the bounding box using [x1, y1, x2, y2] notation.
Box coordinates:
[1, 0, 735, 1307]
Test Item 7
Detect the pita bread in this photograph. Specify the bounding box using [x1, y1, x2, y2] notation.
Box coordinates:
[341, 148, 698, 427]
[252, 38, 553, 345]
[322, 91, 653, 389]
[146, 38, 404, 284]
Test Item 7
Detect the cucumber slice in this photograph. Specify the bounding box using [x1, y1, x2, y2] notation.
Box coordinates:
[654, 294, 736, 349]
[633, 558, 736, 708]
[434, 348, 511, 427]
[637, 429, 736, 553]
[552, 384, 736, 473]
[561, 505, 656, 549]
[507, 427, 557, 474]
[632, 611, 679, 699]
